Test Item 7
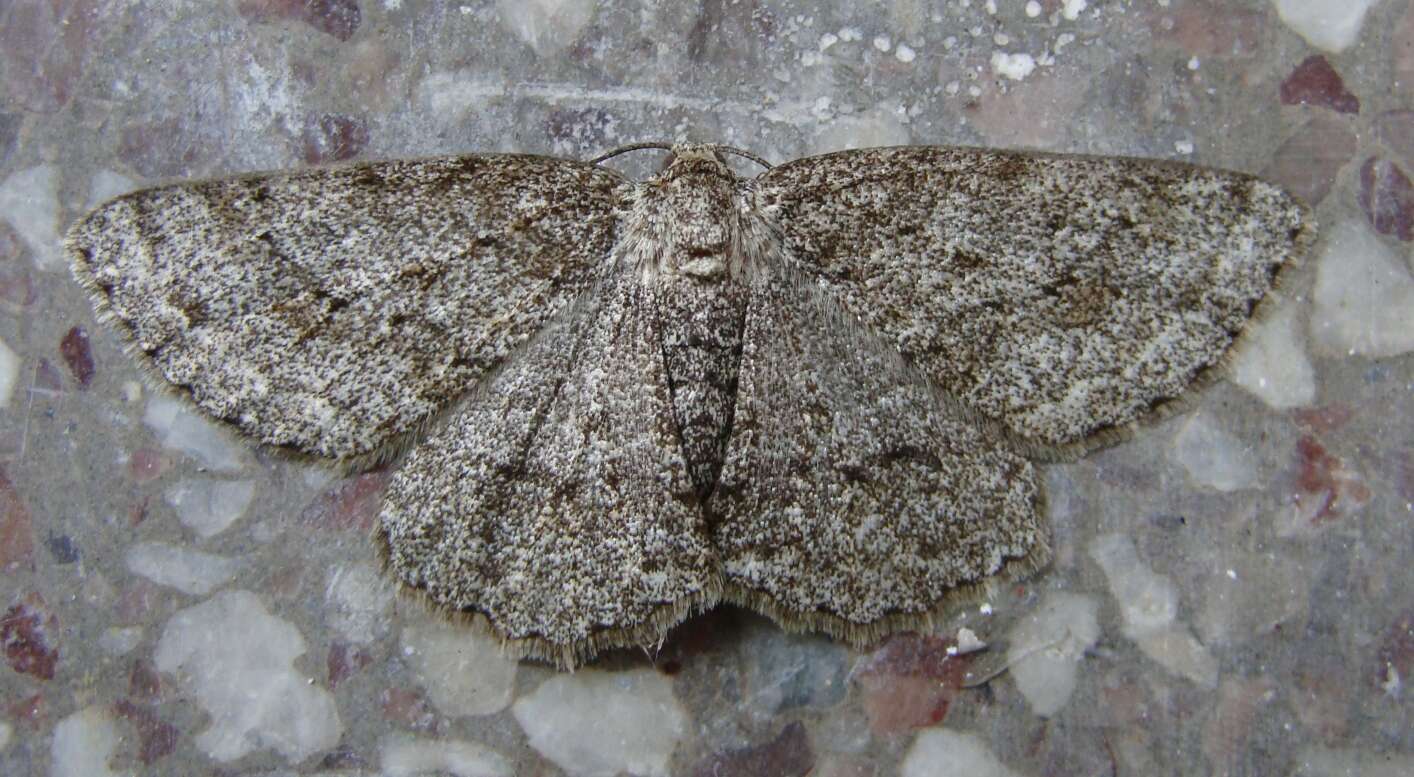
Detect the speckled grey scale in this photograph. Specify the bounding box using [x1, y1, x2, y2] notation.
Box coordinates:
[66, 142, 1314, 667]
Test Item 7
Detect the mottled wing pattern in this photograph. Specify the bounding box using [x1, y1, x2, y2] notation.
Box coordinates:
[67, 155, 625, 459]
[753, 146, 1315, 456]
[708, 266, 1044, 641]
[377, 272, 718, 664]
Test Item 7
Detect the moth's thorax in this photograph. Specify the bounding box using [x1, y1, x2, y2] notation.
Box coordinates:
[624, 149, 748, 282]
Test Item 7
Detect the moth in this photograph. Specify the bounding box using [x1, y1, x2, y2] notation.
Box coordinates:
[66, 142, 1314, 667]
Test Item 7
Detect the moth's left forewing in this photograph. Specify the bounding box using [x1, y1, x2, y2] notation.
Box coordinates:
[66, 155, 629, 464]
[753, 146, 1317, 459]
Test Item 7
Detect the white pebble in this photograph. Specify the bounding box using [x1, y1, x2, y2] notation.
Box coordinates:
[1007, 593, 1100, 717]
[401, 618, 518, 717]
[155, 590, 341, 762]
[125, 541, 240, 595]
[512, 669, 687, 777]
[1310, 219, 1414, 357]
[1231, 303, 1316, 409]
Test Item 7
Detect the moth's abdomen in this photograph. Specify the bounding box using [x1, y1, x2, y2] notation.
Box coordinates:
[655, 276, 751, 501]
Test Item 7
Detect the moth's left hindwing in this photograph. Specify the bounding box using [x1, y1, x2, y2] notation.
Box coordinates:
[66, 155, 626, 460]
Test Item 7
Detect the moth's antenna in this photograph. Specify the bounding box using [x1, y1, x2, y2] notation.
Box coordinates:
[589, 142, 674, 165]
[711, 145, 773, 170]
[588, 142, 773, 170]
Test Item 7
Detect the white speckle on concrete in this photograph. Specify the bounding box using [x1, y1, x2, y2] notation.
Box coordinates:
[900, 729, 1023, 777]
[511, 669, 688, 777]
[1171, 412, 1260, 492]
[819, 32, 838, 50]
[495, 0, 594, 56]
[1089, 534, 1176, 639]
[51, 707, 127, 777]
[895, 43, 916, 63]
[381, 734, 513, 777]
[1232, 302, 1317, 409]
[955, 627, 987, 654]
[143, 395, 248, 473]
[1197, 552, 1308, 646]
[1272, 0, 1378, 53]
[85, 170, 139, 208]
[1007, 593, 1100, 717]
[1187, 56, 1201, 70]
[98, 626, 144, 656]
[325, 562, 394, 645]
[1025, 1, 1042, 17]
[993, 32, 1010, 46]
[384, 0, 403, 10]
[0, 164, 61, 271]
[1134, 627, 1219, 688]
[812, 109, 911, 153]
[1295, 746, 1414, 777]
[0, 338, 19, 409]
[1381, 663, 1402, 697]
[164, 478, 256, 538]
[154, 590, 341, 763]
[838, 27, 862, 42]
[401, 619, 517, 718]
[1174, 140, 1194, 154]
[984, 0, 998, 14]
[1090, 534, 1218, 688]
[125, 541, 240, 595]
[1061, 0, 1087, 20]
[991, 51, 1036, 80]
[1309, 219, 1414, 358]
[873, 35, 891, 51]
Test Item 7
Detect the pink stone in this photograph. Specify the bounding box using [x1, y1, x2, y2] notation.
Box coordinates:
[1, 593, 58, 680]
[1280, 56, 1360, 114]
[236, 0, 362, 42]
[1376, 111, 1414, 165]
[691, 721, 814, 777]
[117, 118, 207, 180]
[300, 471, 390, 531]
[127, 449, 172, 483]
[34, 359, 64, 394]
[1292, 663, 1351, 741]
[59, 325, 95, 389]
[1291, 404, 1355, 435]
[0, 0, 97, 113]
[1290, 436, 1371, 527]
[128, 658, 161, 701]
[0, 467, 35, 572]
[1155, 1, 1262, 59]
[301, 114, 369, 164]
[380, 686, 440, 732]
[1358, 157, 1414, 241]
[327, 640, 373, 688]
[1397, 3, 1414, 100]
[853, 633, 970, 735]
[1201, 677, 1277, 775]
[114, 698, 179, 765]
[1262, 115, 1358, 207]
[1374, 610, 1414, 693]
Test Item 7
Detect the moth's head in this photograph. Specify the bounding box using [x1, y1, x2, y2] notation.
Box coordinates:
[660, 143, 735, 180]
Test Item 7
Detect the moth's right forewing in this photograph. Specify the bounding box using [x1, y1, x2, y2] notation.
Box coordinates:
[67, 155, 627, 461]
[754, 146, 1314, 458]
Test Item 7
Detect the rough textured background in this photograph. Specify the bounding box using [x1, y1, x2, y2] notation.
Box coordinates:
[1, 1, 1412, 775]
